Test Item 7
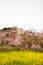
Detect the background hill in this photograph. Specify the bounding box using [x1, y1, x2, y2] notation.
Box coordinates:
[0, 26, 43, 52]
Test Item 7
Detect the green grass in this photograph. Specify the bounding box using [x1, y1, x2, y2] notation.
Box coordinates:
[0, 51, 43, 65]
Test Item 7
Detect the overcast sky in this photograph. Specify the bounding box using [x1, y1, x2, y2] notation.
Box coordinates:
[0, 0, 43, 32]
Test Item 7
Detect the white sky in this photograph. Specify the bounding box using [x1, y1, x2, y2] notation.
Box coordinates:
[0, 0, 43, 32]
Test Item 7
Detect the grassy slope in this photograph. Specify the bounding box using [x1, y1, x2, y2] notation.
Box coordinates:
[0, 51, 43, 65]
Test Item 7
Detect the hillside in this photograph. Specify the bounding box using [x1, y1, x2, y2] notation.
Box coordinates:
[0, 27, 43, 52]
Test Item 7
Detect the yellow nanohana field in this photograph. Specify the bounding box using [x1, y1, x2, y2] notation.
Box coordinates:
[0, 51, 43, 65]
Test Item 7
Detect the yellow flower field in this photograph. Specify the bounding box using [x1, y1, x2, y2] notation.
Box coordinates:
[0, 51, 43, 65]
